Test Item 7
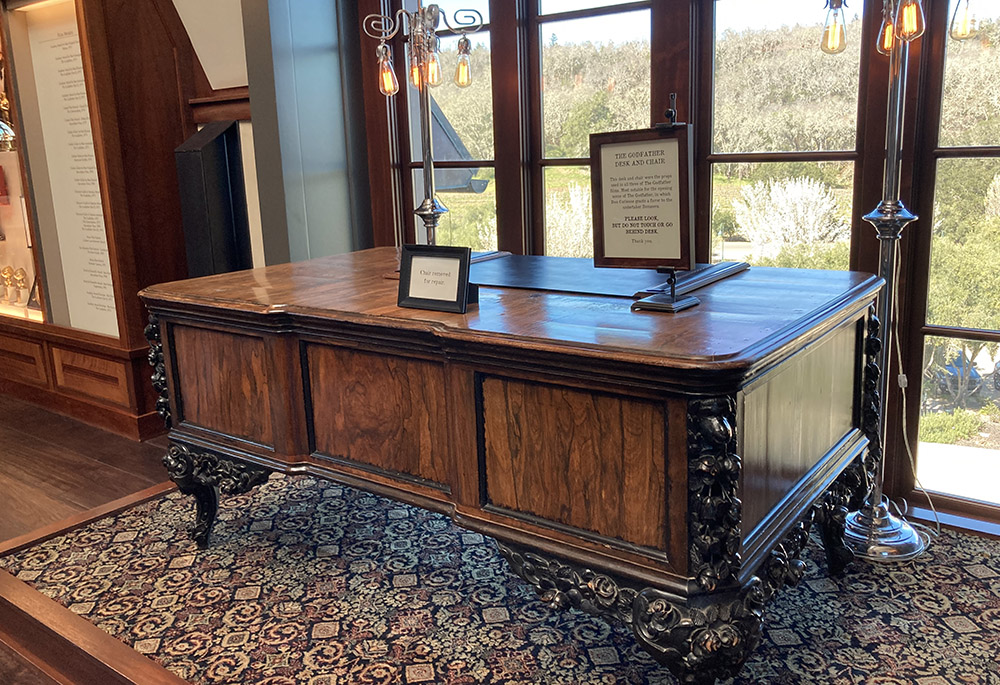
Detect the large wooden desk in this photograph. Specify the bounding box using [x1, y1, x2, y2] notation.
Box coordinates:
[140, 248, 881, 684]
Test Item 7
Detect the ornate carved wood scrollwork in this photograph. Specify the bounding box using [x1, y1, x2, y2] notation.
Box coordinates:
[499, 518, 811, 684]
[687, 396, 742, 593]
[858, 307, 883, 505]
[143, 313, 171, 428]
[163, 443, 271, 548]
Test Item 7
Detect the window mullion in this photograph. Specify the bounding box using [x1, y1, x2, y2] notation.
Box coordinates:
[525, 0, 545, 255]
[489, 0, 530, 254]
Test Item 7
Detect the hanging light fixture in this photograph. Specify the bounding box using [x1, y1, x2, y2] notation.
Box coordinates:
[894, 0, 926, 41]
[821, 0, 849, 54]
[876, 0, 895, 55]
[949, 0, 979, 40]
[426, 35, 444, 87]
[376, 43, 399, 97]
[454, 36, 473, 88]
[364, 4, 483, 247]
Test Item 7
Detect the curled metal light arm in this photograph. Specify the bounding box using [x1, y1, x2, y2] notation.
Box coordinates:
[362, 9, 411, 42]
[362, 4, 483, 246]
[440, 8, 484, 34]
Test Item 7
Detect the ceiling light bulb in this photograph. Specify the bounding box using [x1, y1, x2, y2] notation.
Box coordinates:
[877, 5, 895, 55]
[426, 50, 443, 87]
[409, 60, 422, 89]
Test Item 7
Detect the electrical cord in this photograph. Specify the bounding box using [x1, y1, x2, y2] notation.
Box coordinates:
[889, 241, 941, 549]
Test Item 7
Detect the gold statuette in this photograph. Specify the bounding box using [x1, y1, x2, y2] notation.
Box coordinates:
[13, 267, 27, 305]
[1, 265, 13, 303]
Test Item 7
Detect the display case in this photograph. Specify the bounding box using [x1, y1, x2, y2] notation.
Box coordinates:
[0, 51, 42, 323]
[0, 0, 228, 439]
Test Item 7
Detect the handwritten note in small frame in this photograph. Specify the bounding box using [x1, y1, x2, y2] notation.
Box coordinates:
[590, 125, 694, 270]
[398, 244, 476, 314]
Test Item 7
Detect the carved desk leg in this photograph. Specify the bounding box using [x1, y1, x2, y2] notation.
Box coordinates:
[499, 395, 818, 683]
[163, 444, 271, 548]
[499, 520, 810, 684]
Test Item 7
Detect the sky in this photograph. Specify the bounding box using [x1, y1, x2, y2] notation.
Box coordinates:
[427, 0, 997, 47]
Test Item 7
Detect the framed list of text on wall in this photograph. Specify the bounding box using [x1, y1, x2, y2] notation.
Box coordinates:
[590, 125, 695, 271]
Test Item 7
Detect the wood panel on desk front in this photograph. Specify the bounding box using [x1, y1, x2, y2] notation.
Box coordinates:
[171, 325, 273, 447]
[306, 345, 451, 489]
[481, 376, 668, 552]
[740, 321, 859, 535]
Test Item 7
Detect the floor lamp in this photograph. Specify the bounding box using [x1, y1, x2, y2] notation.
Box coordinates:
[841, 0, 977, 561]
[364, 3, 483, 246]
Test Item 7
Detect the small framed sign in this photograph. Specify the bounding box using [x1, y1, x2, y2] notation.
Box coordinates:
[397, 244, 478, 314]
[590, 125, 695, 270]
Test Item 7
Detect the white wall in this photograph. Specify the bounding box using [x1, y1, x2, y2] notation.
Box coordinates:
[171, 0, 249, 90]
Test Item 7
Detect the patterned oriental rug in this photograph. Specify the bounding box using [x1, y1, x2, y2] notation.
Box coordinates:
[2, 474, 999, 685]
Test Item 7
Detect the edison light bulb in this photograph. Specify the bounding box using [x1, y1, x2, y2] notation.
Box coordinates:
[821, 0, 847, 54]
[426, 51, 443, 87]
[877, 10, 895, 55]
[376, 45, 398, 97]
[408, 40, 421, 88]
[895, 0, 925, 41]
[950, 0, 978, 40]
[454, 36, 472, 87]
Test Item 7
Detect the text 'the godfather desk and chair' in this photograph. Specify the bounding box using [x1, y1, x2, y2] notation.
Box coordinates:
[140, 248, 882, 684]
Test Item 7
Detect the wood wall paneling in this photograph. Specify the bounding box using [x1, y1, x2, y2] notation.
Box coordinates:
[0, 334, 47, 386]
[189, 86, 251, 123]
[306, 344, 451, 488]
[481, 376, 668, 551]
[171, 325, 273, 447]
[0, 0, 246, 439]
[740, 323, 857, 534]
[50, 347, 129, 407]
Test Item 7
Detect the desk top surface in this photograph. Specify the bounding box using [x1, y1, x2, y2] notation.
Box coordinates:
[142, 247, 881, 370]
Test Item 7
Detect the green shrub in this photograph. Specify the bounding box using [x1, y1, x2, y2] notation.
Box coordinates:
[918, 410, 982, 445]
[754, 241, 850, 270]
[982, 403, 1000, 422]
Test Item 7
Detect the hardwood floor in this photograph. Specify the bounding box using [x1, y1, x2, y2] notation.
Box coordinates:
[0, 394, 169, 544]
[0, 394, 175, 684]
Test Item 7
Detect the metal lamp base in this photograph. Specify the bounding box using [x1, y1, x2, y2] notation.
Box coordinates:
[843, 500, 926, 562]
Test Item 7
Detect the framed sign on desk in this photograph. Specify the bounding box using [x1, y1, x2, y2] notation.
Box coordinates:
[397, 244, 477, 314]
[590, 125, 694, 270]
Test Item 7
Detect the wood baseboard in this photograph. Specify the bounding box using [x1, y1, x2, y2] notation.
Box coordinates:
[0, 483, 183, 684]
[0, 378, 163, 441]
[0, 570, 187, 685]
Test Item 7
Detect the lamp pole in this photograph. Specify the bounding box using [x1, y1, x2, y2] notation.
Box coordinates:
[842, 27, 925, 561]
[841, 0, 977, 560]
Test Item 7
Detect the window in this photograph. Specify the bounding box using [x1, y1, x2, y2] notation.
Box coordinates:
[912, 1, 1000, 507]
[535, 5, 651, 257]
[707, 0, 863, 268]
